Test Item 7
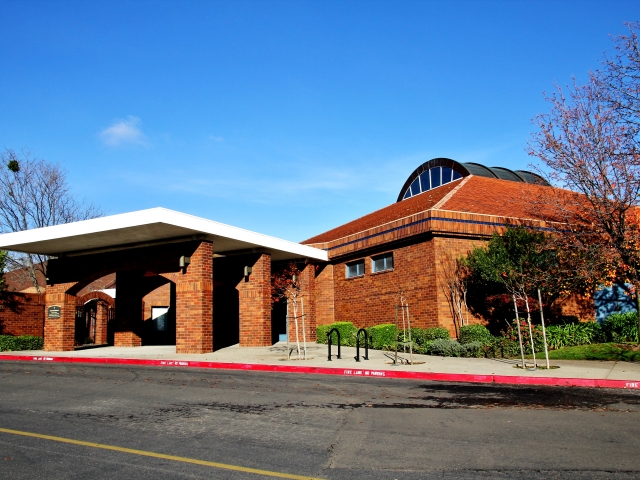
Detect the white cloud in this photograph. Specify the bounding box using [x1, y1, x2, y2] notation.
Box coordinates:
[99, 116, 146, 146]
[208, 135, 224, 142]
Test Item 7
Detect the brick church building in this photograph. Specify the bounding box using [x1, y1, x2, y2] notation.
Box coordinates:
[0, 158, 592, 353]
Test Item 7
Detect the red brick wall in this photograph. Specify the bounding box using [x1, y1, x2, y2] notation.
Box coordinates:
[556, 294, 595, 321]
[0, 293, 45, 337]
[326, 236, 487, 336]
[238, 253, 271, 347]
[143, 283, 171, 321]
[314, 264, 334, 327]
[332, 240, 439, 330]
[432, 236, 486, 335]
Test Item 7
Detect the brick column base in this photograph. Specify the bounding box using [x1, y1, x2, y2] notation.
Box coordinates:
[239, 253, 272, 347]
[114, 331, 142, 347]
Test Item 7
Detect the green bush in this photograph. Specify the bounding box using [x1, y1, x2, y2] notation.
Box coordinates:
[545, 321, 605, 349]
[395, 327, 450, 354]
[603, 312, 638, 343]
[422, 327, 450, 342]
[315, 322, 357, 346]
[482, 337, 522, 358]
[0, 335, 44, 352]
[367, 323, 397, 350]
[463, 341, 484, 357]
[427, 338, 467, 357]
[458, 324, 492, 345]
[399, 327, 449, 344]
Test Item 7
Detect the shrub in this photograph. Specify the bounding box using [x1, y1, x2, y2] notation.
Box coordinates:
[463, 341, 484, 357]
[458, 324, 492, 345]
[427, 338, 467, 357]
[0, 335, 44, 352]
[501, 320, 546, 354]
[545, 322, 605, 349]
[603, 312, 638, 343]
[482, 337, 522, 358]
[422, 327, 450, 342]
[368, 324, 397, 350]
[316, 322, 357, 346]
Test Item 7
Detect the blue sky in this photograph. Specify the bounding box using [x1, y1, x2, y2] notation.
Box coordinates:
[0, 0, 637, 241]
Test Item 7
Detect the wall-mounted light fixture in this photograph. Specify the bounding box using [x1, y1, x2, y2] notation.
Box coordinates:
[292, 274, 298, 284]
[244, 266, 252, 277]
[179, 256, 191, 272]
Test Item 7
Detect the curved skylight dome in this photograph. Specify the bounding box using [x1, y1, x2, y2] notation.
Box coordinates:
[397, 158, 549, 202]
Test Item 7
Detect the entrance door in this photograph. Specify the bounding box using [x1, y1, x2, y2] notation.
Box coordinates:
[152, 307, 169, 332]
[75, 303, 97, 346]
[146, 306, 174, 345]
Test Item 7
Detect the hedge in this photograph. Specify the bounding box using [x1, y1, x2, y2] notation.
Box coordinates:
[316, 322, 357, 346]
[0, 335, 44, 352]
[367, 324, 396, 350]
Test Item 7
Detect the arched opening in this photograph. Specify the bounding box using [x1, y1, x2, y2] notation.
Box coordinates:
[75, 291, 115, 347]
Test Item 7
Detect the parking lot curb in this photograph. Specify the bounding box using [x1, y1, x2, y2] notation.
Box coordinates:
[1, 354, 638, 389]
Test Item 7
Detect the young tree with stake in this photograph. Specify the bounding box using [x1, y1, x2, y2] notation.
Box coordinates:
[272, 261, 307, 360]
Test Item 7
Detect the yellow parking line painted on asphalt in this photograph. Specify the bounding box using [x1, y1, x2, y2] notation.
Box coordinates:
[0, 427, 324, 480]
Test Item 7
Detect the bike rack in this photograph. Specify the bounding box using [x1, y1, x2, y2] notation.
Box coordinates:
[355, 328, 369, 362]
[327, 328, 341, 361]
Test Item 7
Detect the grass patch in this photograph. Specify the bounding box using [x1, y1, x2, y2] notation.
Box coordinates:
[534, 343, 640, 362]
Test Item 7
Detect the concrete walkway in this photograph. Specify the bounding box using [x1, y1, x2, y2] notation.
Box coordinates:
[1, 342, 639, 384]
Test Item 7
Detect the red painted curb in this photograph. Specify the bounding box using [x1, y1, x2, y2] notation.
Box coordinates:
[1, 354, 639, 390]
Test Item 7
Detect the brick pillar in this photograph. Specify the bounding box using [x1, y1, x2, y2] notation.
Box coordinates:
[44, 282, 77, 351]
[299, 263, 316, 342]
[94, 302, 108, 345]
[114, 271, 143, 347]
[238, 253, 272, 347]
[175, 241, 213, 354]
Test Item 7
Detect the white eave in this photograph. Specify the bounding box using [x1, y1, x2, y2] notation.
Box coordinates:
[0, 207, 328, 262]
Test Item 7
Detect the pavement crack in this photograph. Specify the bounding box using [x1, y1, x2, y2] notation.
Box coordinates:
[323, 403, 352, 471]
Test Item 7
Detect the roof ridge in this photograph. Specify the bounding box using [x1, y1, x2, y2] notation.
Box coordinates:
[432, 176, 471, 210]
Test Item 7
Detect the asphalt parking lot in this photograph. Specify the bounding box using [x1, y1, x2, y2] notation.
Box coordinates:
[1, 361, 639, 479]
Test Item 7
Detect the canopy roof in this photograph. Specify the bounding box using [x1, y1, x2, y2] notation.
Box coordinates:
[0, 207, 327, 261]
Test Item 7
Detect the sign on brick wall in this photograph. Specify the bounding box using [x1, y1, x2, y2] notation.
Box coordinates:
[47, 306, 61, 319]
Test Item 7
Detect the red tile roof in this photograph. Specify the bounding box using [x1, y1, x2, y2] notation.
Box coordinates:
[439, 175, 555, 218]
[302, 178, 462, 244]
[302, 176, 560, 245]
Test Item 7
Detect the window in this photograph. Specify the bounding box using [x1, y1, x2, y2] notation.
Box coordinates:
[430, 167, 441, 189]
[346, 260, 365, 278]
[371, 252, 394, 273]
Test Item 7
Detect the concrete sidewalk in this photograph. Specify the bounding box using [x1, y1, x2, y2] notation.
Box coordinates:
[1, 342, 639, 384]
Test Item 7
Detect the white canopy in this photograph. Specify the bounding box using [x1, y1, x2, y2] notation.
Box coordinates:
[0, 207, 328, 261]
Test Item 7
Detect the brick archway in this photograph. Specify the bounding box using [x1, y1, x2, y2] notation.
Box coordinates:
[76, 291, 115, 307]
[74, 291, 115, 346]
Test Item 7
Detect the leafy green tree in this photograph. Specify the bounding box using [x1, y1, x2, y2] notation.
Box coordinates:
[463, 226, 556, 364]
[465, 227, 558, 312]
